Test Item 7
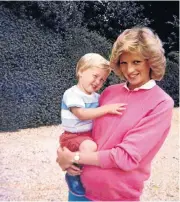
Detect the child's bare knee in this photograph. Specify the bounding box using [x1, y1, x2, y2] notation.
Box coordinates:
[79, 140, 97, 152]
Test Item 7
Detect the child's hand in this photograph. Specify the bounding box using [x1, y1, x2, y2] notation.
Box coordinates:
[66, 164, 82, 176]
[104, 103, 127, 115]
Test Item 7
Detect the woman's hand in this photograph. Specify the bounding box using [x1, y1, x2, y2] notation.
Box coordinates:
[56, 146, 74, 171]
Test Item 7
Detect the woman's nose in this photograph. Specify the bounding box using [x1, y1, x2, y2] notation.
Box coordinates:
[127, 64, 135, 73]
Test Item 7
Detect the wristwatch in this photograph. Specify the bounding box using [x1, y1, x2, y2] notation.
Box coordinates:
[72, 152, 80, 164]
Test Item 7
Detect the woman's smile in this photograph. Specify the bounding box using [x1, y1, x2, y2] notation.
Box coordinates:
[128, 73, 139, 79]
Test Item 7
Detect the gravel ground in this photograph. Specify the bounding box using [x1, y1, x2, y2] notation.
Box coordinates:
[0, 108, 179, 201]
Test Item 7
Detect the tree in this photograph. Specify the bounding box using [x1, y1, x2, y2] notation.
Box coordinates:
[164, 15, 179, 52]
[157, 58, 179, 107]
[82, 1, 151, 41]
[1, 1, 84, 37]
[0, 4, 111, 131]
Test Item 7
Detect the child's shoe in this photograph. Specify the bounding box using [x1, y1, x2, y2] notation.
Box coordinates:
[65, 173, 85, 196]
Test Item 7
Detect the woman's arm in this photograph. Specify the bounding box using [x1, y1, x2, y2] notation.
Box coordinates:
[98, 99, 174, 171]
[57, 98, 174, 171]
[56, 147, 100, 171]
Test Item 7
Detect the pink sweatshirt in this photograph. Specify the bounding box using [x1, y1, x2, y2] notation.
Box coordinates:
[81, 82, 174, 201]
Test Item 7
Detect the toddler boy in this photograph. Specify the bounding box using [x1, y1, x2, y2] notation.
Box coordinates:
[60, 53, 126, 196]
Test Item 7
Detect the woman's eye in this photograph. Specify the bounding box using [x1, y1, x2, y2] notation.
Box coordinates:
[134, 61, 141, 64]
[120, 62, 126, 66]
[93, 74, 97, 78]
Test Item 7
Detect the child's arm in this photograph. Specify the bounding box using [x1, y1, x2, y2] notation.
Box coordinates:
[70, 103, 127, 120]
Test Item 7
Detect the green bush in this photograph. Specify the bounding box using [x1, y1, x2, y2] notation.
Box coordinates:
[157, 57, 179, 107]
[0, 5, 111, 131]
[0, 3, 178, 132]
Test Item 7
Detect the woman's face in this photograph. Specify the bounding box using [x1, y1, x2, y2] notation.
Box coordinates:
[119, 52, 151, 90]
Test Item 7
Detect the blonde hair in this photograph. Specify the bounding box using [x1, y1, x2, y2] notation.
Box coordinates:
[110, 27, 166, 81]
[76, 53, 111, 79]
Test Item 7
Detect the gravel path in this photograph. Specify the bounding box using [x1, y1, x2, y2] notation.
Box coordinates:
[0, 108, 179, 201]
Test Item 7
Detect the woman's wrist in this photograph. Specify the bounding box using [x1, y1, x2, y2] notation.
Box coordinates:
[72, 152, 81, 164]
[63, 149, 100, 167]
[78, 151, 100, 167]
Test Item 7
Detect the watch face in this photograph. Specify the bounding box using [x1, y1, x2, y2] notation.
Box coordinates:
[74, 155, 80, 161]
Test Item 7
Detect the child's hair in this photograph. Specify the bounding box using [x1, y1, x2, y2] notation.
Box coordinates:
[110, 27, 166, 81]
[76, 53, 111, 79]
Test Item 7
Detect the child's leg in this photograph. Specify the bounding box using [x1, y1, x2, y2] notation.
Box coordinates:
[65, 173, 85, 196]
[79, 139, 97, 152]
[61, 133, 95, 196]
[60, 133, 88, 196]
[66, 140, 97, 195]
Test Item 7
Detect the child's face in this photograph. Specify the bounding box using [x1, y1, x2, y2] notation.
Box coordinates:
[78, 67, 109, 94]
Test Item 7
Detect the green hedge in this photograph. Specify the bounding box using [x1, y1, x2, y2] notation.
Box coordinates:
[0, 6, 111, 131]
[0, 4, 178, 132]
[157, 57, 179, 107]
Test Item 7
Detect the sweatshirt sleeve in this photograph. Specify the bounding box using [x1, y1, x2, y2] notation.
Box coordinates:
[98, 98, 174, 171]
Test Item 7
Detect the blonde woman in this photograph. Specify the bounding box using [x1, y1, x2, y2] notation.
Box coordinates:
[57, 27, 174, 201]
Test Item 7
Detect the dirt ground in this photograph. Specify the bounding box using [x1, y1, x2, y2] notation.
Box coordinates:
[0, 108, 179, 201]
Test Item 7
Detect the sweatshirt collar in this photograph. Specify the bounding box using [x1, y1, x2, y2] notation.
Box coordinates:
[123, 79, 156, 91]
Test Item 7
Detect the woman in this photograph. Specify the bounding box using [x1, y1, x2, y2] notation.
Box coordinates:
[56, 27, 174, 201]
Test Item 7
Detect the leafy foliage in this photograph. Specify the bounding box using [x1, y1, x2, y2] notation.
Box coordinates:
[0, 1, 179, 132]
[167, 51, 179, 64]
[82, 1, 151, 41]
[164, 15, 179, 52]
[158, 57, 179, 107]
[0, 5, 111, 131]
[1, 1, 85, 36]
